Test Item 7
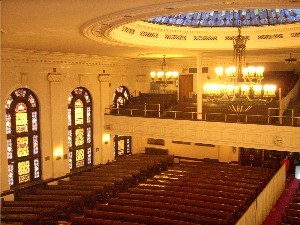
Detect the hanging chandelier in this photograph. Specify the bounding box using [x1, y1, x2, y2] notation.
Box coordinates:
[150, 55, 179, 89]
[203, 28, 276, 113]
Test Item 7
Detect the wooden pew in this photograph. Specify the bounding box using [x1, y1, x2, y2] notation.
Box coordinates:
[116, 193, 239, 213]
[0, 213, 40, 225]
[71, 216, 142, 225]
[104, 198, 234, 220]
[94, 204, 229, 225]
[84, 209, 205, 225]
[137, 182, 249, 201]
[126, 187, 244, 207]
[1, 206, 58, 224]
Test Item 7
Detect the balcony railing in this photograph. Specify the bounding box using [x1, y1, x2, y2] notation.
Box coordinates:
[105, 106, 300, 127]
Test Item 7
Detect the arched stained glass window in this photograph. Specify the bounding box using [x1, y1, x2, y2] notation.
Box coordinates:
[113, 86, 131, 108]
[5, 88, 41, 186]
[68, 87, 93, 170]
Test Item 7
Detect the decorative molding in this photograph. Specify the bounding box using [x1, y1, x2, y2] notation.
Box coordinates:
[98, 74, 111, 82]
[1, 48, 138, 66]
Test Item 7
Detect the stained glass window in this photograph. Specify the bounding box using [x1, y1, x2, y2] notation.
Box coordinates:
[68, 87, 93, 170]
[8, 164, 14, 186]
[76, 149, 85, 168]
[32, 111, 38, 131]
[113, 86, 131, 108]
[69, 152, 73, 170]
[33, 135, 39, 154]
[87, 147, 92, 165]
[15, 103, 28, 133]
[87, 127, 91, 143]
[5, 96, 13, 109]
[34, 158, 40, 179]
[5, 88, 41, 187]
[84, 92, 90, 103]
[18, 160, 30, 183]
[68, 130, 72, 147]
[28, 94, 36, 107]
[75, 99, 84, 125]
[68, 109, 72, 126]
[17, 137, 29, 157]
[7, 139, 13, 159]
[6, 114, 11, 134]
[75, 128, 84, 146]
[87, 107, 91, 124]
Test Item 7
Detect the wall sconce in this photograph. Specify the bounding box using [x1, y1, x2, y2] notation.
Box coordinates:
[103, 134, 110, 144]
[233, 147, 237, 153]
[54, 148, 63, 160]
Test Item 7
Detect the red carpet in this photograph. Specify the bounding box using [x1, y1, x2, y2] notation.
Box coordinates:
[262, 178, 300, 225]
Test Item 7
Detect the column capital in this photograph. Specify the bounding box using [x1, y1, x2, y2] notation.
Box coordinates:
[98, 74, 111, 82]
[47, 72, 65, 82]
[136, 74, 147, 82]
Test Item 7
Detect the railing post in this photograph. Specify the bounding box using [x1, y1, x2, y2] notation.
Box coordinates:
[268, 108, 270, 124]
[158, 104, 161, 118]
[144, 103, 147, 117]
[292, 109, 294, 126]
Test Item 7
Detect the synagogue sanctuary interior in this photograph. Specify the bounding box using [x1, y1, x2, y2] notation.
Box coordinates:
[1, 1, 300, 225]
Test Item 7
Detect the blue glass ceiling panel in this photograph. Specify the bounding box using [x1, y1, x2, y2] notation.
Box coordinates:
[147, 9, 300, 27]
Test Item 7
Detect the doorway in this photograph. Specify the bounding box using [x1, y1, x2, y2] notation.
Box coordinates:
[179, 74, 193, 102]
[114, 135, 132, 158]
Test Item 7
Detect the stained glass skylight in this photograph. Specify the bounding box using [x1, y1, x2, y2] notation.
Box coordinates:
[148, 9, 300, 27]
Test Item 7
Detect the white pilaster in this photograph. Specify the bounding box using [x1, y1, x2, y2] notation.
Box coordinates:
[47, 71, 68, 177]
[197, 52, 203, 120]
[98, 74, 112, 164]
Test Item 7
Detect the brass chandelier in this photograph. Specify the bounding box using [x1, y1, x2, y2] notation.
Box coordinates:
[150, 55, 179, 89]
[203, 28, 276, 113]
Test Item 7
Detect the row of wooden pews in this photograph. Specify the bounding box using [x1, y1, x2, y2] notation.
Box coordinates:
[71, 160, 275, 225]
[1, 154, 172, 225]
[281, 184, 300, 225]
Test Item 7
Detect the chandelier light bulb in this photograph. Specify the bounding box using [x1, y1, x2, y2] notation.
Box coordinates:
[166, 71, 172, 79]
[247, 66, 256, 77]
[263, 85, 276, 97]
[157, 71, 164, 79]
[253, 84, 263, 96]
[150, 71, 156, 79]
[256, 67, 264, 77]
[173, 71, 179, 79]
[215, 67, 224, 76]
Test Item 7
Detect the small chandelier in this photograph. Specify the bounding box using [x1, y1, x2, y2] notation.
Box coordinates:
[150, 55, 179, 89]
[285, 53, 297, 64]
[203, 28, 276, 113]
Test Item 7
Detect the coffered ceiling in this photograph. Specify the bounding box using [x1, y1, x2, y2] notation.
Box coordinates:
[1, 0, 300, 63]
